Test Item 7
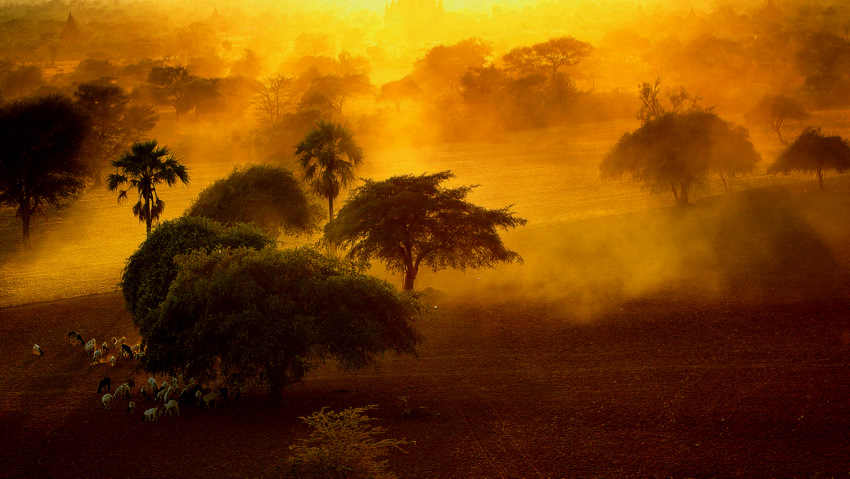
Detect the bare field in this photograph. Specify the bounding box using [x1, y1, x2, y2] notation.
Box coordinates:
[2, 181, 850, 477]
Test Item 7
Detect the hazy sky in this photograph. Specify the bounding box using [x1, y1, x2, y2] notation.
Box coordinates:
[308, 0, 538, 12]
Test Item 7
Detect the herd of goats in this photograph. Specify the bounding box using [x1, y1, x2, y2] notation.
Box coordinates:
[32, 332, 240, 422]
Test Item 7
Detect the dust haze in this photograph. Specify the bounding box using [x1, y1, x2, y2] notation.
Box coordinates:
[1, 0, 850, 314]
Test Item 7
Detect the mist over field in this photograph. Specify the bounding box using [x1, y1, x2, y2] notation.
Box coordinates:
[0, 0, 849, 309]
[3, 2, 850, 477]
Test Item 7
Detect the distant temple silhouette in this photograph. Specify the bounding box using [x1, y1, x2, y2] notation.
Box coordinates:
[60, 12, 82, 44]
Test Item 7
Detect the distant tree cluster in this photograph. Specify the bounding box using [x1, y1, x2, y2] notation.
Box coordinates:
[421, 36, 593, 136]
[186, 163, 322, 236]
[768, 127, 850, 190]
[601, 110, 761, 206]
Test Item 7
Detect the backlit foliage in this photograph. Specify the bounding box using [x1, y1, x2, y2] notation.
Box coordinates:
[282, 405, 412, 479]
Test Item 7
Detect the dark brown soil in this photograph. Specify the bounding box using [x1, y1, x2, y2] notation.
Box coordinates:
[2, 286, 850, 478]
[3, 188, 850, 478]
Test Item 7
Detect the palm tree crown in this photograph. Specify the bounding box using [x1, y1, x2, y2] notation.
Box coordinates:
[107, 140, 189, 235]
[295, 120, 363, 221]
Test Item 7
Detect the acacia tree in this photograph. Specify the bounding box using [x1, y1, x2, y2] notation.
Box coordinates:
[325, 171, 527, 291]
[107, 140, 190, 235]
[532, 36, 592, 84]
[768, 127, 850, 190]
[141, 246, 423, 401]
[601, 111, 760, 206]
[295, 120, 364, 222]
[377, 76, 422, 112]
[745, 94, 809, 144]
[299, 74, 373, 116]
[147, 65, 194, 120]
[503, 36, 591, 83]
[0, 94, 90, 246]
[185, 163, 323, 236]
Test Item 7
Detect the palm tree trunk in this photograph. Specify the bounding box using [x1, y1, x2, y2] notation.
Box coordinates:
[145, 197, 152, 236]
[328, 196, 334, 222]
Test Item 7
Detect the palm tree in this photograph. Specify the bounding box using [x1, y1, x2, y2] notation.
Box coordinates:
[107, 140, 189, 235]
[295, 120, 363, 222]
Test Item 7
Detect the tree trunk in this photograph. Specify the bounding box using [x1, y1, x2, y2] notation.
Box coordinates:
[21, 208, 31, 247]
[144, 197, 152, 236]
[328, 196, 334, 222]
[269, 381, 284, 403]
[403, 266, 417, 291]
[675, 182, 690, 207]
[92, 166, 103, 188]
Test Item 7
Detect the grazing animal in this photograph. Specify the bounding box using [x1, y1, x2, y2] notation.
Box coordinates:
[139, 387, 149, 402]
[147, 377, 157, 392]
[114, 336, 126, 349]
[100, 342, 109, 354]
[121, 344, 132, 358]
[163, 399, 179, 417]
[143, 407, 158, 422]
[163, 386, 175, 403]
[91, 349, 102, 364]
[68, 331, 84, 346]
[109, 356, 116, 367]
[33, 344, 43, 356]
[97, 377, 111, 393]
[156, 387, 170, 403]
[114, 383, 130, 400]
[101, 393, 114, 410]
[127, 401, 136, 414]
[84, 339, 96, 355]
[203, 391, 219, 409]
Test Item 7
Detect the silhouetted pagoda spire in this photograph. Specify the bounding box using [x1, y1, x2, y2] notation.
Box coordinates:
[60, 12, 81, 44]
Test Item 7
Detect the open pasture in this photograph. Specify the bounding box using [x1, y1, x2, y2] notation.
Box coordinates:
[2, 182, 850, 477]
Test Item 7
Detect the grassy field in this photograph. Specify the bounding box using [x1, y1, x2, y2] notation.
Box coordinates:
[0, 116, 843, 306]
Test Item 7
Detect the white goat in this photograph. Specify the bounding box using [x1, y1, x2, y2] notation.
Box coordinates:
[100, 341, 109, 354]
[33, 344, 43, 356]
[101, 393, 114, 410]
[84, 339, 96, 355]
[114, 383, 130, 400]
[114, 336, 126, 349]
[163, 399, 179, 417]
[109, 356, 116, 367]
[203, 391, 219, 409]
[156, 386, 174, 403]
[147, 377, 157, 392]
[163, 386, 175, 403]
[143, 407, 158, 422]
[91, 349, 102, 364]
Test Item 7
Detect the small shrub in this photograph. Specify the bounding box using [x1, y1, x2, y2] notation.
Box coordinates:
[281, 405, 412, 479]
